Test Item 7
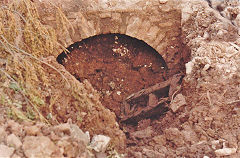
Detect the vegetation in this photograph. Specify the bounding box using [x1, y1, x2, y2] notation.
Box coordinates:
[0, 0, 71, 123]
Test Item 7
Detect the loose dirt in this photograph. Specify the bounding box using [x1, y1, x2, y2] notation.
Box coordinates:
[57, 33, 190, 156]
[1, 0, 240, 157]
[57, 33, 185, 116]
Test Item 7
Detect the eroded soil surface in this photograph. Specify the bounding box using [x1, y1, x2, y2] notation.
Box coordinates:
[57, 33, 189, 156]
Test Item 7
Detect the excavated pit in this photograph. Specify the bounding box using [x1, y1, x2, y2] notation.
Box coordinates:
[57, 33, 190, 145]
[1, 0, 239, 157]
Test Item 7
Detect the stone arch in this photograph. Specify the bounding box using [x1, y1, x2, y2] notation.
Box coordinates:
[37, 0, 185, 70]
[34, 0, 191, 152]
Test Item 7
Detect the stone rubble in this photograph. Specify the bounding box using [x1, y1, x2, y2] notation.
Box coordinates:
[130, 127, 154, 139]
[24, 125, 40, 136]
[169, 93, 187, 113]
[22, 136, 57, 158]
[142, 148, 165, 157]
[182, 0, 240, 78]
[0, 144, 15, 158]
[209, 0, 240, 27]
[0, 119, 116, 158]
[215, 148, 237, 156]
[90, 135, 111, 153]
[6, 134, 22, 149]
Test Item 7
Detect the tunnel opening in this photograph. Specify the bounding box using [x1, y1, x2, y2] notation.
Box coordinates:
[57, 33, 190, 149]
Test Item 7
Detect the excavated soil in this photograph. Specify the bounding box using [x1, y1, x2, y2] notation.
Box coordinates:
[1, 0, 239, 157]
[58, 34, 165, 116]
[57, 33, 190, 156]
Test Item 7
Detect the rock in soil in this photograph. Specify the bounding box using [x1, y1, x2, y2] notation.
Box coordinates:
[6, 134, 22, 149]
[130, 127, 154, 139]
[0, 118, 117, 158]
[215, 148, 237, 156]
[22, 136, 58, 157]
[0, 144, 15, 158]
[90, 135, 111, 153]
[169, 93, 186, 112]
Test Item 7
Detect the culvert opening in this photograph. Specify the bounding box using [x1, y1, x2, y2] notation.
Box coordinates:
[57, 33, 190, 144]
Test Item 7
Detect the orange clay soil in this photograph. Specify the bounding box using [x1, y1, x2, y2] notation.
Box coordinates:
[57, 33, 190, 156]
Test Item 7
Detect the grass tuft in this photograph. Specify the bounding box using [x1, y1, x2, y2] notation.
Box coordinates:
[0, 0, 71, 123]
